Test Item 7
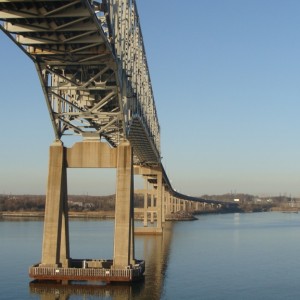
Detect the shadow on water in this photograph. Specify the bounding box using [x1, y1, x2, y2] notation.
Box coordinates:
[29, 222, 174, 300]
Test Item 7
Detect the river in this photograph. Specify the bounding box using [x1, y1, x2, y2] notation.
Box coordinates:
[1, 212, 300, 299]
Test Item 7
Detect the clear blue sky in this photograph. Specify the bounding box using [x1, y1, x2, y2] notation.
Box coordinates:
[1, 0, 300, 197]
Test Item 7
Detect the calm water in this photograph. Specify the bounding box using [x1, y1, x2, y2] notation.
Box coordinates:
[1, 212, 300, 299]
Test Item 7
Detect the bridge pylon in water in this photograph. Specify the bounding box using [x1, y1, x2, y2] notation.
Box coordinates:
[134, 166, 165, 235]
[29, 139, 144, 282]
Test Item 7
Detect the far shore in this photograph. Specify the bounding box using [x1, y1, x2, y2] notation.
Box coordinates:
[0, 211, 115, 219]
[1, 206, 299, 220]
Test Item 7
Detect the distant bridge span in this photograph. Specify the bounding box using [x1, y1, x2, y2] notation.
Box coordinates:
[0, 0, 238, 282]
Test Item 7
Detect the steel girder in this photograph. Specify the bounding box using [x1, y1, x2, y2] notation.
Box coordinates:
[0, 0, 161, 165]
[0, 0, 238, 205]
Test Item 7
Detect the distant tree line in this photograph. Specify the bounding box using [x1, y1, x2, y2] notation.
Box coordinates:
[201, 193, 295, 204]
[0, 194, 144, 212]
[0, 195, 45, 211]
[201, 193, 298, 212]
[0, 192, 296, 213]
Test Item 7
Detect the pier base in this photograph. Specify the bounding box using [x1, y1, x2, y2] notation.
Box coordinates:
[30, 259, 145, 283]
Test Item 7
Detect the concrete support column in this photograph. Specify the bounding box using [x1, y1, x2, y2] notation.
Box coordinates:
[173, 197, 176, 212]
[162, 185, 166, 223]
[156, 171, 163, 230]
[40, 141, 69, 267]
[60, 165, 70, 267]
[143, 177, 148, 227]
[150, 192, 154, 223]
[166, 192, 171, 215]
[113, 141, 135, 268]
[169, 196, 173, 213]
[183, 200, 186, 211]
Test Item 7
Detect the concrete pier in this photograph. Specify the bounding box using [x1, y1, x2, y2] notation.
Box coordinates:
[40, 141, 69, 268]
[32, 140, 144, 283]
[113, 141, 135, 268]
[134, 166, 164, 235]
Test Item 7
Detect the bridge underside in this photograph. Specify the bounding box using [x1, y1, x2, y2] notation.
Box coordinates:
[0, 0, 161, 165]
[0, 0, 239, 284]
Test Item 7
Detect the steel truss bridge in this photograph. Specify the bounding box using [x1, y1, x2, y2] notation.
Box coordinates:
[0, 0, 237, 283]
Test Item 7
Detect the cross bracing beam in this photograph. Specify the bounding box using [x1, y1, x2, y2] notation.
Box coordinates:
[0, 0, 161, 165]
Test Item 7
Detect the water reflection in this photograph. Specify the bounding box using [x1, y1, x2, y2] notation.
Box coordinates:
[233, 213, 240, 251]
[30, 282, 141, 300]
[29, 222, 174, 300]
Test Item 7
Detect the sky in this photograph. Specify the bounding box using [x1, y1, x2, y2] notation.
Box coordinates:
[1, 0, 300, 197]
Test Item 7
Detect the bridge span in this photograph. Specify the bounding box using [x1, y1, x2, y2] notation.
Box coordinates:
[0, 0, 237, 282]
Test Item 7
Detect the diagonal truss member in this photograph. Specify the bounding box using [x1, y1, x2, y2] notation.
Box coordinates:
[0, 0, 161, 165]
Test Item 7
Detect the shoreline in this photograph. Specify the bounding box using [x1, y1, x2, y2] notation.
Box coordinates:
[0, 211, 115, 219]
[1, 207, 298, 220]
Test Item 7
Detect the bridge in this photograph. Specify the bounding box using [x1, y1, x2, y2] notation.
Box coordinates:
[0, 0, 237, 282]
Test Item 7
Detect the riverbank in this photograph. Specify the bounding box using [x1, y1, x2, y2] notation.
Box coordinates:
[271, 206, 299, 213]
[0, 211, 115, 219]
[1, 206, 297, 220]
[0, 211, 198, 220]
[0, 210, 224, 221]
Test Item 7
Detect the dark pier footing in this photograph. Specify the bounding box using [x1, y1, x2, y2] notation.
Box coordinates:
[30, 259, 145, 283]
